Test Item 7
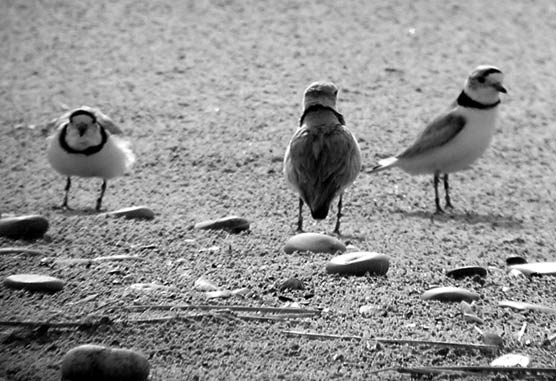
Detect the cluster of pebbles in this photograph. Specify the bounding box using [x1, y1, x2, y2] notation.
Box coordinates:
[2, 210, 555, 379]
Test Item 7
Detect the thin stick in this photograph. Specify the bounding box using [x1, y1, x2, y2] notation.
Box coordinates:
[369, 366, 556, 376]
[0, 248, 44, 256]
[374, 337, 498, 351]
[128, 304, 321, 315]
[282, 330, 362, 341]
[0, 320, 93, 328]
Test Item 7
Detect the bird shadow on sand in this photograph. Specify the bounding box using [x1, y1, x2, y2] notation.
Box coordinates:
[54, 207, 104, 217]
[395, 209, 523, 229]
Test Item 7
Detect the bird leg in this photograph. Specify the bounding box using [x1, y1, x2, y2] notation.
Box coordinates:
[96, 180, 107, 211]
[296, 198, 304, 232]
[443, 174, 453, 209]
[61, 177, 72, 209]
[433, 171, 444, 214]
[333, 193, 343, 235]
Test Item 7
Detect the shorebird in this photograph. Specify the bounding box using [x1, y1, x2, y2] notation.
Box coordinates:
[369, 65, 506, 213]
[46, 107, 135, 211]
[284, 81, 361, 234]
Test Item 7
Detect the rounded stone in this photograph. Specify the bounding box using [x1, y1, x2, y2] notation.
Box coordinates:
[508, 262, 556, 276]
[422, 286, 480, 303]
[61, 344, 150, 381]
[446, 266, 487, 279]
[104, 206, 155, 220]
[505, 256, 527, 266]
[194, 216, 249, 233]
[283, 233, 346, 254]
[326, 252, 390, 276]
[0, 215, 49, 240]
[4, 274, 64, 292]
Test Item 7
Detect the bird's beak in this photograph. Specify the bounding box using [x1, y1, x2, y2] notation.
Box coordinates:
[77, 125, 87, 136]
[492, 83, 507, 93]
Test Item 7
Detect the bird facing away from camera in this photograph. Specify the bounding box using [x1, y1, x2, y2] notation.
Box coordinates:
[369, 65, 506, 213]
[46, 107, 135, 211]
[284, 81, 361, 234]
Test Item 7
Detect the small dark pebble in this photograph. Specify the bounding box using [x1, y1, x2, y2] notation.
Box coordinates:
[506, 256, 527, 266]
[446, 266, 487, 279]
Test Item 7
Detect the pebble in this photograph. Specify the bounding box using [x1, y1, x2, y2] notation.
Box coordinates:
[421, 287, 479, 303]
[4, 274, 64, 292]
[194, 277, 219, 291]
[194, 216, 250, 233]
[103, 206, 155, 220]
[505, 256, 527, 266]
[490, 353, 530, 367]
[446, 266, 487, 279]
[278, 277, 305, 291]
[326, 252, 389, 276]
[0, 215, 49, 240]
[283, 233, 346, 254]
[482, 332, 504, 347]
[359, 304, 383, 317]
[61, 344, 150, 381]
[508, 262, 556, 276]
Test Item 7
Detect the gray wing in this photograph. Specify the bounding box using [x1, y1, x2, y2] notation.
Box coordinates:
[398, 110, 466, 159]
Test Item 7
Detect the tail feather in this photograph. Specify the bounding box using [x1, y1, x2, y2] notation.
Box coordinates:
[369, 156, 398, 173]
[310, 203, 331, 220]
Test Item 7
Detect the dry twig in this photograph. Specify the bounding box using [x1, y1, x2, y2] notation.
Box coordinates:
[374, 337, 499, 352]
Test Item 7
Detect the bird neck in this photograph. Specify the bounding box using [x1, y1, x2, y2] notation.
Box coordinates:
[59, 124, 108, 156]
[456, 91, 500, 110]
[299, 104, 345, 126]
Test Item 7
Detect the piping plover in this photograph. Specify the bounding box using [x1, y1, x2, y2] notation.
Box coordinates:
[284, 81, 361, 234]
[46, 107, 135, 210]
[370, 65, 506, 213]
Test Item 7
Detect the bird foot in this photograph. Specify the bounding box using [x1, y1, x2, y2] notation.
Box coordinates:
[54, 204, 72, 211]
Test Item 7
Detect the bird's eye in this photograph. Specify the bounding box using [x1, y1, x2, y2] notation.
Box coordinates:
[477, 77, 485, 83]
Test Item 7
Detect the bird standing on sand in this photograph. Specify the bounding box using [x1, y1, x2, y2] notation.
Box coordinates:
[284, 81, 361, 234]
[369, 65, 506, 213]
[46, 107, 135, 211]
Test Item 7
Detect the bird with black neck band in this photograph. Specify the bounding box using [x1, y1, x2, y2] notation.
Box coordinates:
[369, 65, 507, 213]
[46, 107, 135, 211]
[284, 81, 361, 234]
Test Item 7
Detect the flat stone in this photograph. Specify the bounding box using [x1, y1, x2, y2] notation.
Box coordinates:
[104, 206, 155, 220]
[61, 344, 150, 381]
[509, 262, 556, 276]
[422, 287, 480, 303]
[490, 353, 530, 367]
[283, 233, 346, 254]
[326, 252, 389, 276]
[194, 216, 249, 233]
[4, 274, 64, 292]
[0, 215, 49, 240]
[446, 266, 487, 279]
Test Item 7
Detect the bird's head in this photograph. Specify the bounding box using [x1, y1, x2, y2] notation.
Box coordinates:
[303, 81, 339, 111]
[65, 109, 103, 149]
[464, 65, 507, 103]
[69, 109, 97, 136]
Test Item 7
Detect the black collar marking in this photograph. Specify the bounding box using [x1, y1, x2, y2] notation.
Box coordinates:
[457, 91, 500, 110]
[299, 104, 345, 126]
[59, 123, 108, 156]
